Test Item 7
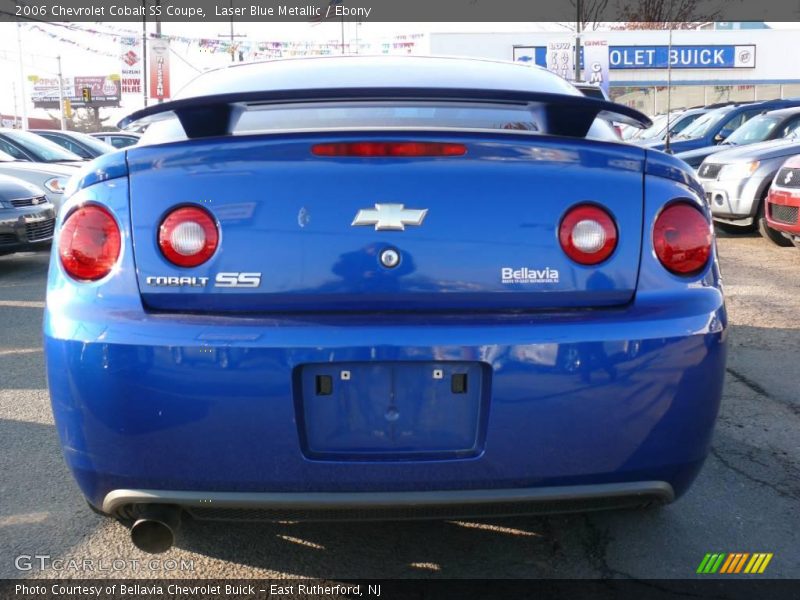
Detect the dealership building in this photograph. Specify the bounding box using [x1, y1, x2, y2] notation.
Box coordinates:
[427, 27, 800, 115]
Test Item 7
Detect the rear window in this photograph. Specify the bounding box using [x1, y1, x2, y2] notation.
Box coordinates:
[724, 115, 779, 144]
[677, 109, 730, 139]
[670, 112, 703, 135]
[636, 114, 669, 140]
[234, 102, 543, 134]
[2, 129, 83, 162]
[109, 136, 139, 148]
[69, 131, 116, 154]
[38, 133, 91, 158]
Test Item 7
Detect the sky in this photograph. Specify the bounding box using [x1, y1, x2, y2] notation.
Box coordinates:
[0, 21, 571, 124]
[1, 21, 798, 126]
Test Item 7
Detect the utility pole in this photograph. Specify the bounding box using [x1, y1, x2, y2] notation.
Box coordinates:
[12, 81, 19, 129]
[229, 0, 235, 62]
[574, 0, 582, 81]
[142, 0, 148, 107]
[664, 28, 674, 153]
[155, 0, 163, 102]
[217, 0, 245, 62]
[16, 23, 28, 129]
[57, 55, 66, 130]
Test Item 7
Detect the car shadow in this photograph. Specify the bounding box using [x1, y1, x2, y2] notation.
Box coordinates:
[713, 226, 761, 239]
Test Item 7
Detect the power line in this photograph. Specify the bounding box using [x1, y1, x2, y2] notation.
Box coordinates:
[169, 47, 202, 73]
[20, 19, 417, 49]
[0, 47, 63, 79]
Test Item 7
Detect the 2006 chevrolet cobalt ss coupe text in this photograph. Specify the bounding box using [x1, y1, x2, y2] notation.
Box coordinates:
[44, 56, 727, 553]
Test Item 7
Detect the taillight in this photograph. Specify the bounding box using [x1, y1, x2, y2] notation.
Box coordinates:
[653, 202, 712, 276]
[59, 205, 121, 281]
[311, 142, 467, 157]
[158, 206, 218, 267]
[559, 204, 618, 265]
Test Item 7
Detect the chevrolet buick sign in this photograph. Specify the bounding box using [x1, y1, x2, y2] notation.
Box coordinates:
[514, 44, 756, 70]
[610, 45, 756, 69]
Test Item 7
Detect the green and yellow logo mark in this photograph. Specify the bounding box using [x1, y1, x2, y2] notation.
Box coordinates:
[697, 553, 773, 574]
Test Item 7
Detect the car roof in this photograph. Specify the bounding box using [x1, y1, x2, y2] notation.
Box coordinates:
[759, 106, 800, 118]
[31, 129, 75, 135]
[177, 55, 583, 100]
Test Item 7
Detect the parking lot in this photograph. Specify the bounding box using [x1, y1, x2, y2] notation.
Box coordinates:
[1, 232, 798, 580]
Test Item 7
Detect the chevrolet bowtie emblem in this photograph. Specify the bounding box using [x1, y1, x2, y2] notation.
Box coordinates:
[351, 203, 428, 231]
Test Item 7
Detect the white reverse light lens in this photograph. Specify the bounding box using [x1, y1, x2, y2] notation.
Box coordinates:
[571, 219, 606, 253]
[170, 221, 206, 255]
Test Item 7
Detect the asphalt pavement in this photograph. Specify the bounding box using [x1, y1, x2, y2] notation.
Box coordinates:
[1, 233, 798, 579]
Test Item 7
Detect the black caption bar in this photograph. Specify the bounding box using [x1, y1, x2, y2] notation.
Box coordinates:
[3, 579, 800, 600]
[1, 0, 800, 22]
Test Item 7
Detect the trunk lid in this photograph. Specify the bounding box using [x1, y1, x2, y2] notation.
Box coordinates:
[128, 132, 645, 313]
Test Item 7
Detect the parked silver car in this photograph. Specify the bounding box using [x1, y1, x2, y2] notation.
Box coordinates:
[698, 136, 800, 245]
[0, 149, 76, 213]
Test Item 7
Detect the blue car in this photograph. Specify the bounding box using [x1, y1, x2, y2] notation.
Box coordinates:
[646, 99, 800, 153]
[44, 57, 727, 553]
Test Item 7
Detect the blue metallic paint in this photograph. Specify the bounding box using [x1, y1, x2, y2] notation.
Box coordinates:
[44, 140, 726, 511]
[63, 149, 128, 199]
[127, 132, 646, 312]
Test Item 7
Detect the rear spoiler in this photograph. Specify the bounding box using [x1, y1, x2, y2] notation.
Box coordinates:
[118, 87, 652, 139]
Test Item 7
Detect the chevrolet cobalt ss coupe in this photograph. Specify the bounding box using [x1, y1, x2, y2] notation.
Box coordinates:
[45, 57, 727, 553]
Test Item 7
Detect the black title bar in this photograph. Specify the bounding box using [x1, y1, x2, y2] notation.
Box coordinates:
[1, 0, 800, 22]
[3, 579, 800, 600]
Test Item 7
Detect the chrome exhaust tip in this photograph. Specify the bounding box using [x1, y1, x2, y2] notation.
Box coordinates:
[130, 505, 181, 553]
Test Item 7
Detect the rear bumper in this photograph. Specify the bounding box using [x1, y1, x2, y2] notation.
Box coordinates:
[103, 481, 674, 521]
[45, 296, 727, 511]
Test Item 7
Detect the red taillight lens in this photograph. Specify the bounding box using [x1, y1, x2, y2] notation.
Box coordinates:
[311, 142, 467, 157]
[559, 204, 618, 265]
[158, 206, 218, 267]
[653, 202, 712, 275]
[59, 205, 121, 281]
